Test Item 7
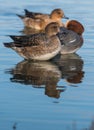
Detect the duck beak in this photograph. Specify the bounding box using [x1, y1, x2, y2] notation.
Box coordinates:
[63, 15, 69, 19]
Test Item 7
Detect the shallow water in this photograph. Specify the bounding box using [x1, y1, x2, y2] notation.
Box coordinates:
[0, 0, 94, 130]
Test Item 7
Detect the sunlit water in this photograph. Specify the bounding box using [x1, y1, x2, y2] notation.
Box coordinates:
[0, 0, 94, 130]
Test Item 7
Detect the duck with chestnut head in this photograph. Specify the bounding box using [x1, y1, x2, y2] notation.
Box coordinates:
[57, 20, 84, 54]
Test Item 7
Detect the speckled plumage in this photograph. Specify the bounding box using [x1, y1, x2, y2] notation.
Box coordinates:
[4, 22, 61, 61]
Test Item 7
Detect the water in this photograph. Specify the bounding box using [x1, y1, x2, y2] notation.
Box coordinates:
[0, 0, 94, 130]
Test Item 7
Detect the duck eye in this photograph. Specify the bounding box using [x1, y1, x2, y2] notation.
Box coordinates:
[53, 26, 57, 29]
[57, 11, 61, 14]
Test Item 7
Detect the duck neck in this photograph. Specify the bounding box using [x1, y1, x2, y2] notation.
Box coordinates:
[45, 32, 56, 38]
[50, 14, 61, 21]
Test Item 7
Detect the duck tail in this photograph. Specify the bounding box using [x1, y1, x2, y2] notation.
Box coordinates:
[24, 9, 34, 18]
[16, 14, 25, 19]
[3, 42, 15, 48]
[4, 42, 23, 48]
[9, 35, 18, 41]
[24, 9, 30, 15]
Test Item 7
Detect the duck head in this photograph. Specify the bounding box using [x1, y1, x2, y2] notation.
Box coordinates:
[66, 20, 84, 35]
[50, 8, 69, 20]
[45, 22, 60, 37]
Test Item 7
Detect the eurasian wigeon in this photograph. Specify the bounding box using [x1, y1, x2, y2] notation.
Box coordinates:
[57, 26, 84, 54]
[3, 22, 61, 61]
[17, 8, 69, 30]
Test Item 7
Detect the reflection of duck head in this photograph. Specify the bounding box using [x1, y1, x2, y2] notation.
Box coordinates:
[6, 60, 66, 98]
[52, 53, 84, 85]
[45, 81, 66, 99]
[66, 71, 84, 84]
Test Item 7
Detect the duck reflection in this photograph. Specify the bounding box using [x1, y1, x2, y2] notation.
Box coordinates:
[6, 53, 84, 98]
[7, 60, 66, 98]
[52, 53, 84, 87]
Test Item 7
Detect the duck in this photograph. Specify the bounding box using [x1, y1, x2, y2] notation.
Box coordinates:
[57, 20, 84, 54]
[58, 27, 84, 54]
[3, 22, 61, 61]
[24, 8, 69, 20]
[17, 8, 69, 30]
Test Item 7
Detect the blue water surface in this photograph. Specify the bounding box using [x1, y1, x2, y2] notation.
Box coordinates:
[0, 0, 94, 130]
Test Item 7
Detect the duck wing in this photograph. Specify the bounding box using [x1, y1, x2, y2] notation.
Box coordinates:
[57, 27, 80, 46]
[5, 34, 46, 47]
[24, 9, 47, 19]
